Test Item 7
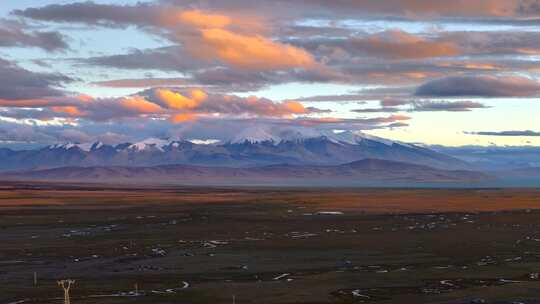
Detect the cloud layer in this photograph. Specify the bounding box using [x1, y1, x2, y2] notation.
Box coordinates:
[416, 76, 540, 97]
[0, 1, 538, 146]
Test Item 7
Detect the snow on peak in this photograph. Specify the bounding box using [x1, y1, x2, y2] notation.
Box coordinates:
[227, 127, 409, 147]
[322, 130, 411, 147]
[230, 127, 281, 144]
[229, 126, 322, 144]
[128, 138, 170, 151]
[92, 141, 104, 150]
[188, 139, 221, 145]
[48, 141, 106, 152]
[48, 143, 74, 150]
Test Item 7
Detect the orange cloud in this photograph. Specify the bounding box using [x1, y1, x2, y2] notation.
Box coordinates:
[0, 87, 323, 124]
[403, 72, 429, 79]
[198, 28, 315, 70]
[515, 48, 540, 55]
[283, 101, 308, 114]
[50, 106, 84, 117]
[120, 96, 164, 113]
[148, 89, 317, 118]
[153, 88, 206, 110]
[359, 30, 461, 59]
[177, 10, 231, 29]
[189, 89, 208, 102]
[0, 98, 59, 107]
[436, 62, 503, 71]
[387, 114, 411, 121]
[159, 8, 316, 70]
[170, 112, 197, 123]
[364, 71, 439, 84]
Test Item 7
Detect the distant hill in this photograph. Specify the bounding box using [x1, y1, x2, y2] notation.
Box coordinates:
[1, 159, 490, 185]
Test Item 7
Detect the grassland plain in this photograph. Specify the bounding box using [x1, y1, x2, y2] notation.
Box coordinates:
[1, 183, 540, 304]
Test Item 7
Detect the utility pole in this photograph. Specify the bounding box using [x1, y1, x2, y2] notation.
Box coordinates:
[58, 279, 75, 304]
[33, 272, 37, 286]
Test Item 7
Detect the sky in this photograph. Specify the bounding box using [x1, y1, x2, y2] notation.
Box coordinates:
[0, 0, 539, 148]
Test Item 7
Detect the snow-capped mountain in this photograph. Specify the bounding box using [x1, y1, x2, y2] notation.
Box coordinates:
[0, 133, 470, 172]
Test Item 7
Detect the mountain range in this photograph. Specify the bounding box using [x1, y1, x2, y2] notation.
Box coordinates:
[6, 131, 532, 185]
[0, 132, 469, 172]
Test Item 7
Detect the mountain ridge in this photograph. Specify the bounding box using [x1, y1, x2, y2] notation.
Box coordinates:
[1, 158, 490, 185]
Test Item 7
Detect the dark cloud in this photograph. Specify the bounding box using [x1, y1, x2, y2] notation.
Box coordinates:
[0, 20, 68, 52]
[380, 98, 410, 107]
[0, 58, 73, 100]
[466, 130, 540, 136]
[415, 76, 540, 97]
[295, 30, 540, 65]
[294, 94, 368, 103]
[296, 30, 461, 60]
[12, 2, 162, 28]
[294, 91, 414, 104]
[81, 46, 206, 72]
[411, 100, 489, 111]
[162, 0, 540, 20]
[82, 52, 345, 92]
[92, 77, 190, 88]
[351, 100, 488, 113]
[352, 107, 401, 113]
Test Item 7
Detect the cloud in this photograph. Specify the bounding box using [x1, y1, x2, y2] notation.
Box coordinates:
[151, 89, 204, 110]
[0, 19, 68, 52]
[194, 28, 315, 70]
[415, 76, 540, 97]
[298, 114, 410, 125]
[4, 0, 539, 148]
[16, 1, 540, 27]
[301, 29, 540, 64]
[22, 3, 316, 71]
[0, 119, 132, 146]
[352, 107, 402, 113]
[82, 46, 206, 72]
[12, 2, 162, 27]
[83, 55, 341, 93]
[0, 58, 73, 100]
[92, 78, 189, 88]
[172, 9, 316, 70]
[300, 0, 538, 18]
[380, 98, 410, 107]
[350, 30, 461, 59]
[466, 130, 540, 136]
[296, 94, 369, 103]
[160, 0, 539, 20]
[411, 100, 489, 111]
[352, 100, 488, 113]
[0, 88, 321, 124]
[0, 113, 410, 147]
[46, 2, 538, 91]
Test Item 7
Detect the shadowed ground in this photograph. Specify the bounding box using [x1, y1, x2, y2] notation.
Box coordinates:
[1, 183, 540, 304]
